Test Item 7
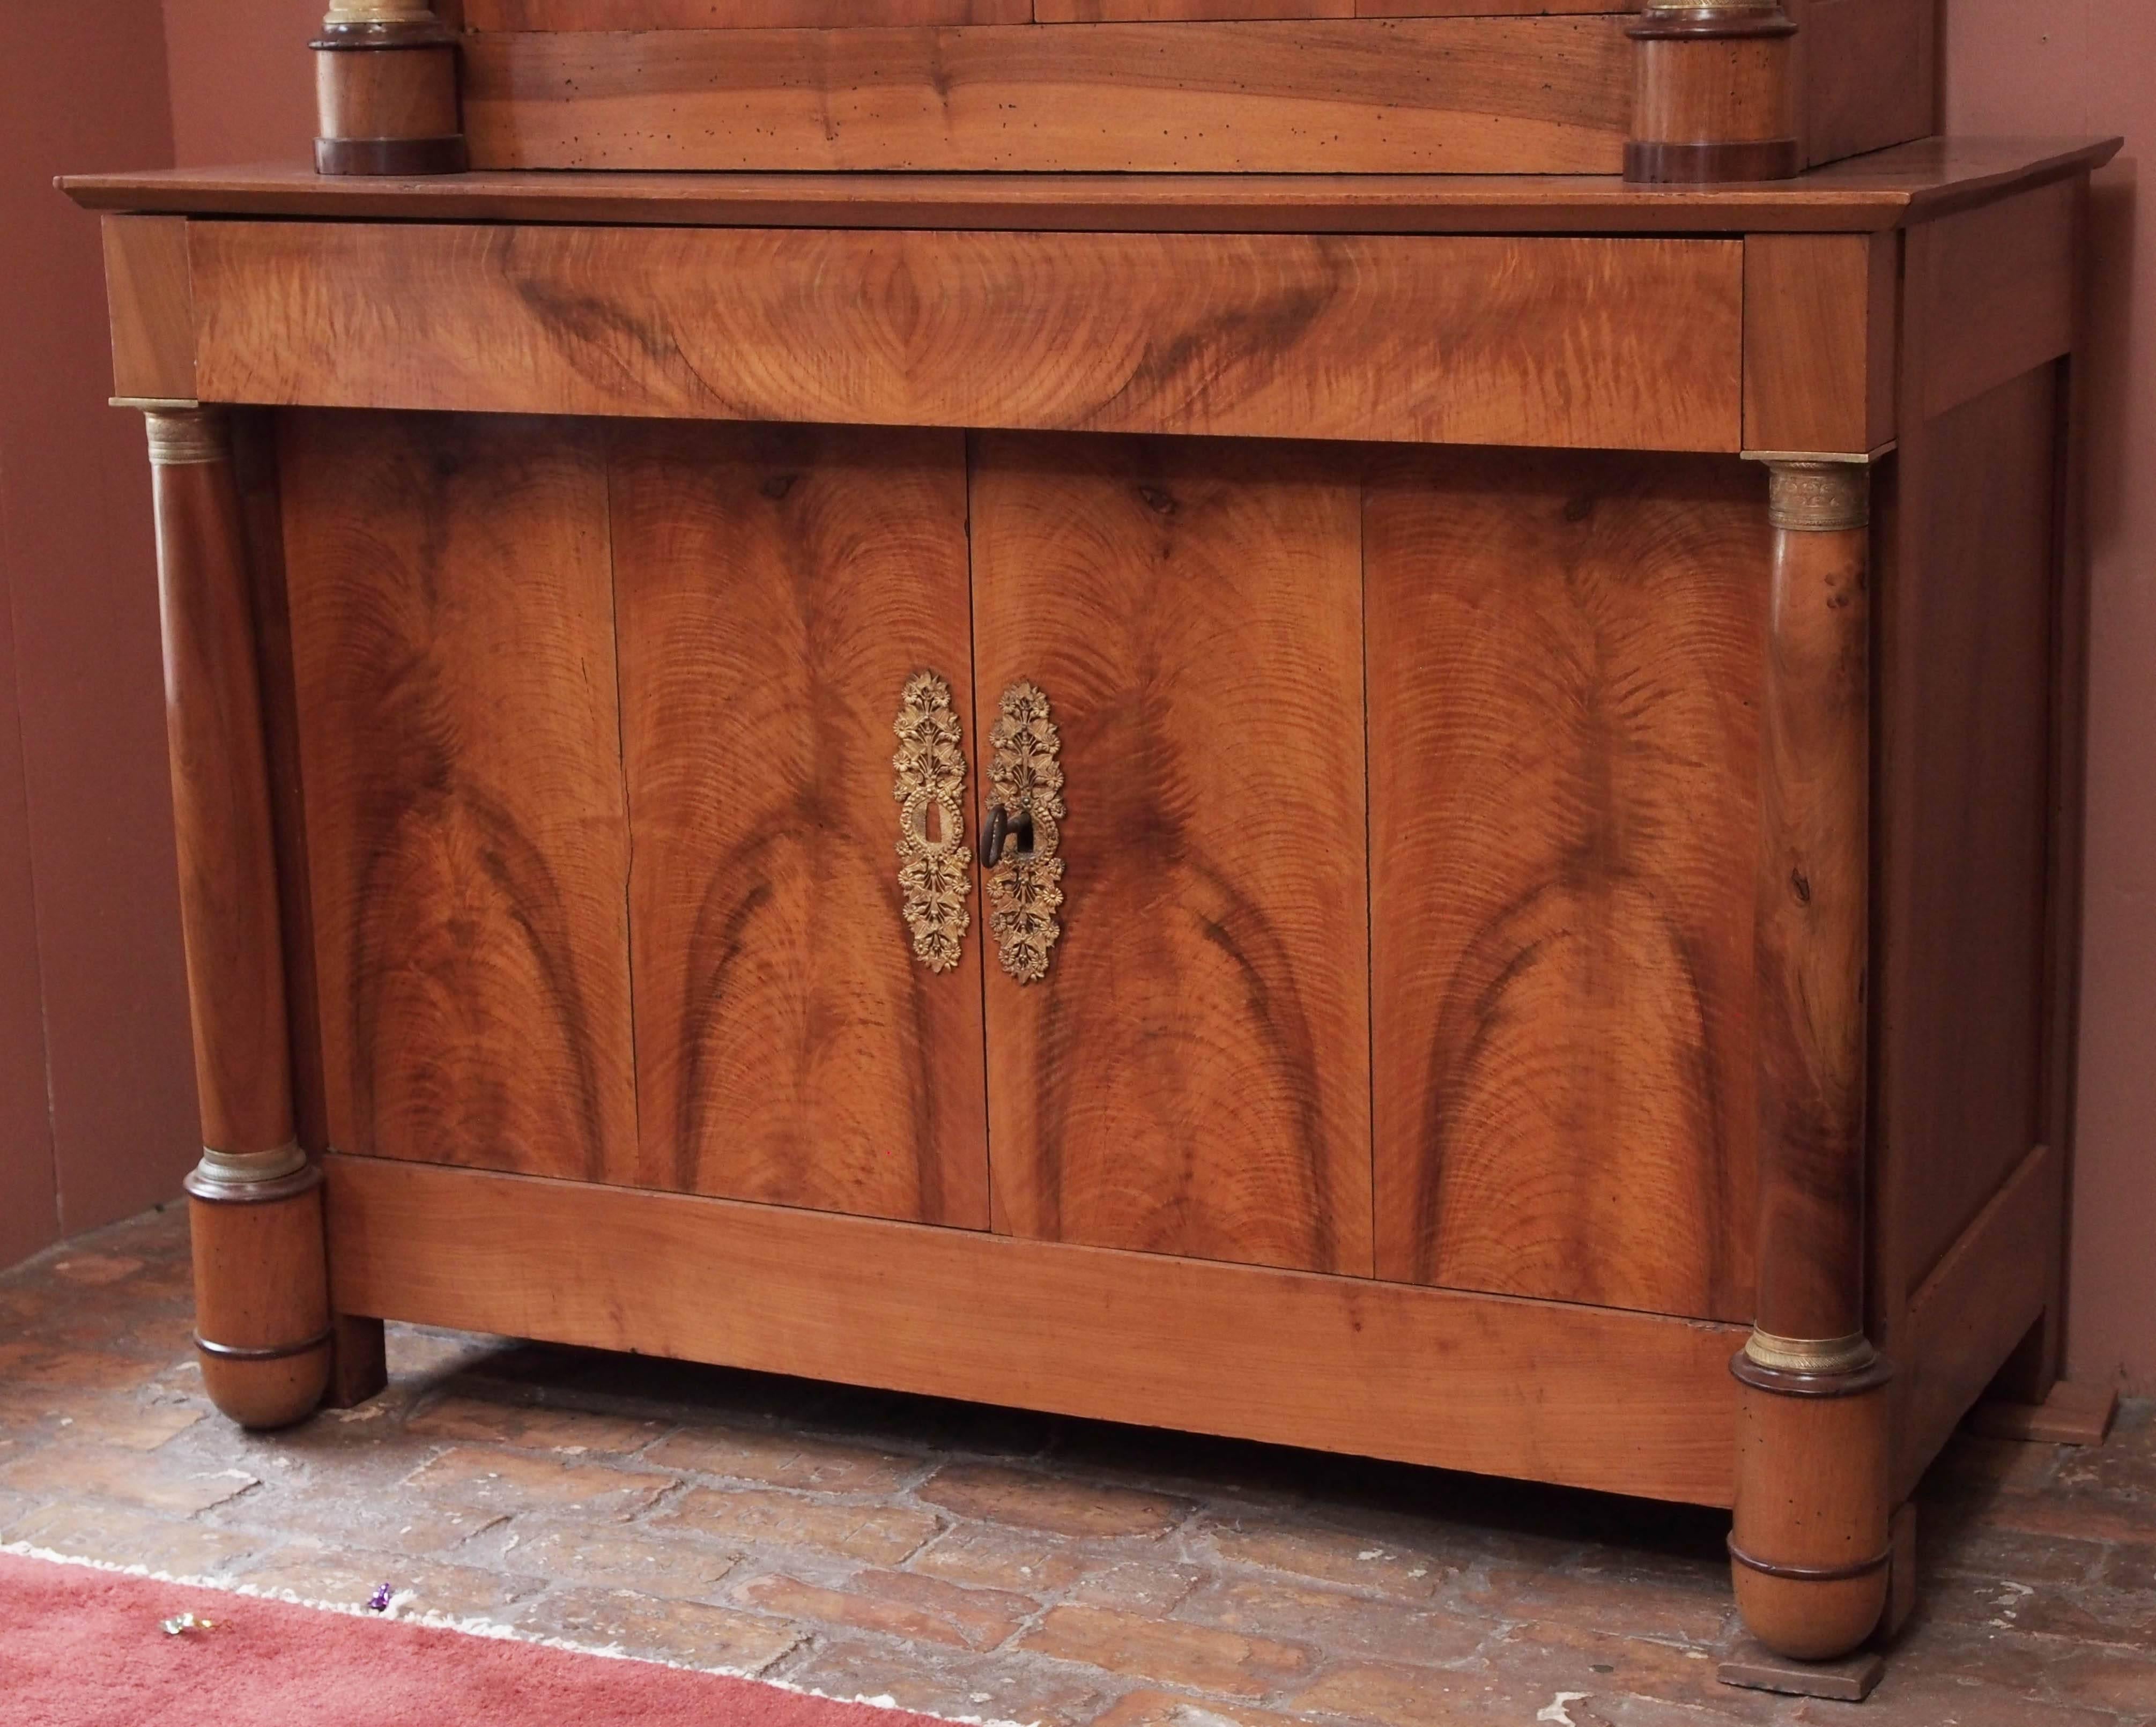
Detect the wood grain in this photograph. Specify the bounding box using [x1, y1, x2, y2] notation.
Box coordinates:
[1876, 367, 2059, 1300]
[64, 139, 2124, 236]
[971, 435, 1370, 1277]
[1034, 0, 1352, 16]
[101, 215, 194, 402]
[1892, 1140, 2057, 1499]
[313, 40, 461, 141]
[1751, 477, 1871, 1347]
[1789, 0, 1935, 170]
[151, 415, 295, 1157]
[190, 1182, 333, 1428]
[1731, 1369, 1891, 1659]
[1969, 1375, 2116, 1447]
[1906, 180, 2079, 423]
[229, 412, 330, 1158]
[2028, 180, 2094, 1398]
[466, 0, 1027, 24]
[478, 0, 1629, 17]
[188, 222, 1744, 454]
[279, 411, 638, 1185]
[610, 421, 989, 1227]
[1630, 29, 1796, 152]
[461, 18, 1631, 173]
[1366, 448, 1766, 1321]
[1742, 233, 1896, 457]
[325, 1151, 1746, 1506]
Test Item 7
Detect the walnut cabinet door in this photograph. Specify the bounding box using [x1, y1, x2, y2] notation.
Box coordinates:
[286, 412, 991, 1225]
[968, 434, 1375, 1276]
[284, 411, 643, 1187]
[284, 412, 1759, 1309]
[610, 421, 991, 1228]
[1364, 448, 1769, 1323]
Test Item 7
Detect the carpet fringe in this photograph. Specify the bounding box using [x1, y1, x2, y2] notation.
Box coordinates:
[2, 1541, 1036, 1727]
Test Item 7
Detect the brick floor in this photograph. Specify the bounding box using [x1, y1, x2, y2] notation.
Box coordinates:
[3, 1204, 2152, 1726]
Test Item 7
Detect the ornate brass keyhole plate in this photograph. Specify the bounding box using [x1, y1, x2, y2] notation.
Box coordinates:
[892, 671, 972, 973]
[986, 680, 1065, 984]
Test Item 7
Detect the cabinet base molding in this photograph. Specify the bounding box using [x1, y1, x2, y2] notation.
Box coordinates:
[323, 1152, 1745, 1507]
[1969, 1379, 2118, 1447]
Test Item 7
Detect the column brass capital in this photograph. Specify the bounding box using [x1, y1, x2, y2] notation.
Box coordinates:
[142, 406, 231, 468]
[1757, 458, 1873, 533]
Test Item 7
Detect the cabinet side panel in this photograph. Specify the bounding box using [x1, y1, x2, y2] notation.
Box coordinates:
[1878, 365, 2059, 1298]
[1368, 448, 1767, 1322]
[610, 421, 989, 1227]
[1791, 0, 1936, 170]
[281, 411, 638, 1184]
[972, 433, 1372, 1277]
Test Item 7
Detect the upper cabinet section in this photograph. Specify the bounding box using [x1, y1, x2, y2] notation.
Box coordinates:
[444, 0, 1934, 176]
[458, 14, 1633, 174]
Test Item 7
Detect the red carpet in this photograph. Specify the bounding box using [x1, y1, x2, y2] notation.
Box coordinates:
[0, 1549, 966, 1727]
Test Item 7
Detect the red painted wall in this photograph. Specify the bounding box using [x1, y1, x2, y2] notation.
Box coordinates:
[0, 0, 194, 1268]
[160, 0, 318, 168]
[1945, 0, 2155, 1391]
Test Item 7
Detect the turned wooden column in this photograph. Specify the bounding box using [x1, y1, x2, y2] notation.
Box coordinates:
[1627, 2, 1800, 184]
[145, 405, 332, 1430]
[1731, 455, 1893, 1661]
[312, 1, 466, 176]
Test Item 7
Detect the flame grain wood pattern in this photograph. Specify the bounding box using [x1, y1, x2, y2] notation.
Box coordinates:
[970, 434, 1370, 1276]
[280, 411, 638, 1184]
[1366, 449, 1766, 1321]
[610, 422, 989, 1228]
[460, 17, 1631, 174]
[1750, 468, 1872, 1347]
[186, 221, 1743, 456]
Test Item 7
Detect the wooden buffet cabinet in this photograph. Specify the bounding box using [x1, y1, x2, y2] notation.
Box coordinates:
[67, 0, 2118, 1692]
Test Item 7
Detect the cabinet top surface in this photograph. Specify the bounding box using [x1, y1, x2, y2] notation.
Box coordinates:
[63, 137, 2119, 237]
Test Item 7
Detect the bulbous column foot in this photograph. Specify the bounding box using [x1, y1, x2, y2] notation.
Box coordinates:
[1730, 1343, 1894, 1661]
[187, 1149, 331, 1429]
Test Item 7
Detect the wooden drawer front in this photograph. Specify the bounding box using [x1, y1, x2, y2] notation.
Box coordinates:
[458, 17, 1631, 175]
[189, 222, 1745, 455]
[1366, 448, 1768, 1323]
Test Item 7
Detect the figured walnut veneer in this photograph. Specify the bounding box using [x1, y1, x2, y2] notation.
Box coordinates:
[79, 143, 2114, 1671]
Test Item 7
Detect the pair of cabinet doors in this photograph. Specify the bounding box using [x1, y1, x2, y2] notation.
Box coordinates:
[280, 410, 1768, 1324]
